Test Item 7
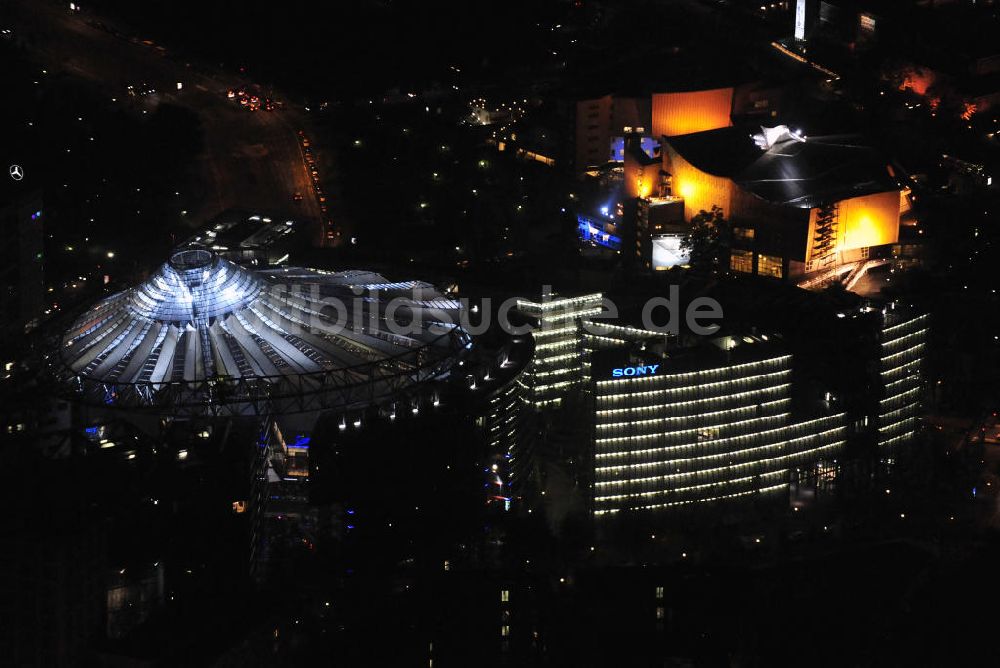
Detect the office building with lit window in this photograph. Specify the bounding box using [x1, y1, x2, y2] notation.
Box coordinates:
[459, 334, 535, 507]
[515, 292, 604, 408]
[502, 278, 929, 518]
[586, 330, 848, 516]
[563, 293, 929, 518]
[876, 307, 928, 449]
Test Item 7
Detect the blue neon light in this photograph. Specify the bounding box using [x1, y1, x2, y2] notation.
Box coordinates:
[577, 215, 621, 250]
[611, 364, 660, 378]
[610, 136, 659, 162]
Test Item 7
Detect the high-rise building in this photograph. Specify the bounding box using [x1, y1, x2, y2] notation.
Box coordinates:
[876, 308, 929, 449]
[515, 292, 604, 409]
[587, 332, 847, 516]
[506, 294, 929, 518]
[475, 338, 535, 504]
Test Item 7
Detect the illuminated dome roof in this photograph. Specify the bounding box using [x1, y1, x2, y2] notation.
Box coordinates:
[128, 249, 264, 324]
[57, 250, 470, 414]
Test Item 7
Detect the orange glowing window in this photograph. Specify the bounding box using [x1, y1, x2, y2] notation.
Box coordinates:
[757, 254, 783, 278]
[730, 249, 753, 274]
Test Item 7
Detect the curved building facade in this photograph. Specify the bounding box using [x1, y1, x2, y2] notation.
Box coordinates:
[588, 333, 847, 516]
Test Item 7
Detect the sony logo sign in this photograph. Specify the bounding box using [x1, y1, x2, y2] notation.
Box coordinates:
[612, 364, 659, 378]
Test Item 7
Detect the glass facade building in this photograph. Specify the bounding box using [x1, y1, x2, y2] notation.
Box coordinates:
[876, 308, 928, 449]
[589, 334, 848, 516]
[516, 293, 603, 408]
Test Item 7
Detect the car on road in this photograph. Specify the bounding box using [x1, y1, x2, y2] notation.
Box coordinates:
[126, 82, 156, 97]
[292, 192, 303, 202]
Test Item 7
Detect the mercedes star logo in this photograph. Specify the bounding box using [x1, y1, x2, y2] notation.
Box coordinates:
[9, 164, 24, 181]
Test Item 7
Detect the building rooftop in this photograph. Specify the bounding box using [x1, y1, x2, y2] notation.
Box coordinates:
[665, 126, 900, 208]
[55, 250, 470, 413]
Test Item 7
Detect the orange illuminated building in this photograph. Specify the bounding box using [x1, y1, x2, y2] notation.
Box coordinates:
[651, 87, 735, 137]
[579, 84, 901, 280]
[576, 83, 785, 172]
[661, 125, 902, 280]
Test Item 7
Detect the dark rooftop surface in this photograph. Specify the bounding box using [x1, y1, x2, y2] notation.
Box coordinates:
[666, 126, 762, 178]
[666, 127, 899, 208]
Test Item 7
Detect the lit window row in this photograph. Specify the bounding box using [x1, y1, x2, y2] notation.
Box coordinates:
[595, 418, 846, 465]
[595, 356, 791, 388]
[596, 412, 789, 446]
[881, 313, 929, 336]
[880, 328, 928, 353]
[596, 397, 791, 431]
[595, 384, 791, 419]
[881, 358, 921, 381]
[596, 369, 791, 403]
[596, 432, 846, 486]
[595, 470, 790, 504]
[593, 482, 788, 515]
[880, 342, 926, 366]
